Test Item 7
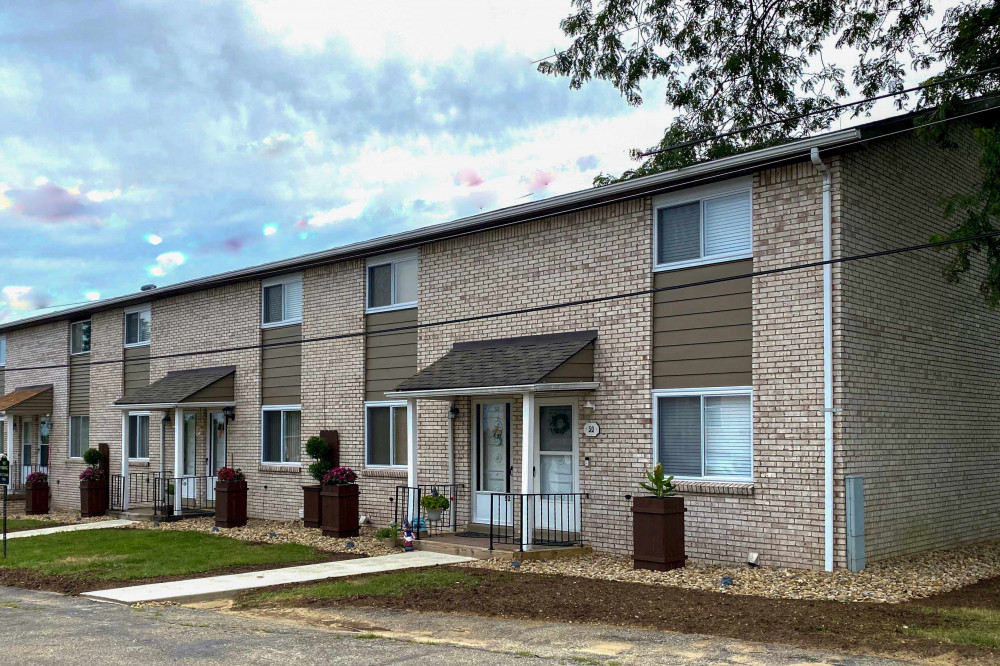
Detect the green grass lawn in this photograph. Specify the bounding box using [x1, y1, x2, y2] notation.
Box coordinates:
[907, 607, 1000, 649]
[236, 567, 475, 608]
[2, 518, 65, 533]
[0, 529, 327, 581]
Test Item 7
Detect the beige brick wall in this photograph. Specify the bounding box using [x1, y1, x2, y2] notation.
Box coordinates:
[835, 125, 1000, 564]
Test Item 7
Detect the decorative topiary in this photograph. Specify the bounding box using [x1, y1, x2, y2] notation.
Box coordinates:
[79, 448, 105, 482]
[82, 448, 102, 467]
[305, 435, 335, 482]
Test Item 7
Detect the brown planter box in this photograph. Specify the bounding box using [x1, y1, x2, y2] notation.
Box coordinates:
[321, 484, 359, 538]
[215, 480, 248, 528]
[302, 485, 322, 529]
[25, 482, 49, 515]
[632, 496, 687, 571]
[80, 480, 108, 517]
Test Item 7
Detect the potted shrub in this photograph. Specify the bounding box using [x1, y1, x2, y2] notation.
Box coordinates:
[303, 435, 336, 529]
[79, 448, 108, 517]
[25, 471, 49, 515]
[320, 466, 359, 538]
[163, 482, 175, 517]
[374, 523, 400, 548]
[215, 466, 248, 528]
[632, 463, 686, 571]
[420, 491, 450, 522]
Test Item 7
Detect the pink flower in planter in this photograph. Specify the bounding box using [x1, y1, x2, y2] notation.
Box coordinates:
[79, 467, 105, 482]
[26, 471, 48, 485]
[216, 466, 246, 482]
[322, 467, 357, 486]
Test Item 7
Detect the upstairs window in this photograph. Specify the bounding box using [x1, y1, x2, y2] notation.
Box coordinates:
[654, 181, 752, 270]
[366, 252, 417, 312]
[262, 274, 303, 327]
[125, 306, 151, 346]
[0, 335, 6, 366]
[70, 320, 91, 355]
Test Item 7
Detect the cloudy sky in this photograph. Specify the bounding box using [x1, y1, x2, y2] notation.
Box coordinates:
[0, 1, 942, 323]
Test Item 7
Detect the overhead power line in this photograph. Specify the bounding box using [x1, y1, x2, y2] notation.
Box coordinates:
[638, 65, 1000, 158]
[1, 104, 997, 374]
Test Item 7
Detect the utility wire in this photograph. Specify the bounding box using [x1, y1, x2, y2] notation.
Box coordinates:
[2, 104, 998, 374]
[638, 65, 1000, 157]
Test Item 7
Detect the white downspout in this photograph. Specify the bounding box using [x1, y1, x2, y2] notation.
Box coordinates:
[447, 400, 456, 531]
[811, 147, 834, 572]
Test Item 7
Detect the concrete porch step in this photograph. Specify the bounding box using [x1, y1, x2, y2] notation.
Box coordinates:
[412, 533, 592, 561]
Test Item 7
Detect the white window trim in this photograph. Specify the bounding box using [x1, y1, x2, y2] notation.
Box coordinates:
[124, 304, 152, 348]
[365, 251, 418, 314]
[260, 404, 302, 465]
[127, 411, 151, 461]
[652, 176, 753, 272]
[364, 400, 408, 468]
[651, 386, 754, 483]
[70, 319, 92, 356]
[68, 414, 89, 460]
[261, 273, 303, 329]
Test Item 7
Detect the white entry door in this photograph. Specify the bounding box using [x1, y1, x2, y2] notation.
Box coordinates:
[473, 401, 512, 525]
[21, 419, 32, 482]
[181, 412, 197, 500]
[534, 400, 580, 533]
[206, 412, 227, 501]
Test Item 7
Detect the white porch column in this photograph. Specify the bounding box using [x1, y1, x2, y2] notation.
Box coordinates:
[173, 408, 183, 514]
[5, 417, 12, 463]
[521, 392, 536, 551]
[405, 398, 419, 524]
[120, 412, 130, 512]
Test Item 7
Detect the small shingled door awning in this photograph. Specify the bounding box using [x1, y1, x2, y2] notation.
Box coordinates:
[385, 331, 599, 399]
[0, 384, 54, 416]
[113, 366, 236, 409]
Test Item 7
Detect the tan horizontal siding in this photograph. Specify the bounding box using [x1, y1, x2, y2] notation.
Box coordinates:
[541, 344, 595, 383]
[653, 259, 752, 389]
[366, 307, 418, 401]
[262, 324, 301, 406]
[70, 354, 90, 416]
[187, 373, 235, 403]
[123, 345, 150, 394]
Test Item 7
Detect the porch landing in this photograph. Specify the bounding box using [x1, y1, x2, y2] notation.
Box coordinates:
[413, 532, 592, 561]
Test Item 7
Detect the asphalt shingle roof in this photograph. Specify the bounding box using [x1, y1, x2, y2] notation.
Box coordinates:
[115, 366, 236, 406]
[393, 331, 597, 392]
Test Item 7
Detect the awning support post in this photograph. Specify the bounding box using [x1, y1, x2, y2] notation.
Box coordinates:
[120, 412, 130, 512]
[521, 392, 536, 551]
[173, 408, 183, 514]
[406, 398, 418, 524]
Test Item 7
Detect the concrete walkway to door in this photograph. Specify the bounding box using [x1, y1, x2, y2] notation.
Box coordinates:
[82, 550, 474, 604]
[4, 519, 136, 539]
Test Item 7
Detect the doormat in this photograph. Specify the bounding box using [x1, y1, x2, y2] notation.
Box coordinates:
[454, 531, 493, 539]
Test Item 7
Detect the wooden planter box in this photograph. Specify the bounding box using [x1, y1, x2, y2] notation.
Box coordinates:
[25, 482, 49, 515]
[302, 485, 322, 529]
[321, 484, 359, 538]
[215, 480, 248, 528]
[80, 480, 108, 517]
[632, 496, 687, 571]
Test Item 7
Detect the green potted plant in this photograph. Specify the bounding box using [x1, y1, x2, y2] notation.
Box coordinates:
[320, 466, 359, 538]
[79, 448, 108, 517]
[163, 482, 175, 517]
[215, 466, 248, 528]
[374, 523, 400, 548]
[632, 463, 686, 571]
[420, 491, 450, 522]
[303, 434, 337, 529]
[24, 471, 49, 515]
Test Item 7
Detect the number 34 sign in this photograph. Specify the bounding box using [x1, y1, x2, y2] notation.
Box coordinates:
[583, 422, 600, 438]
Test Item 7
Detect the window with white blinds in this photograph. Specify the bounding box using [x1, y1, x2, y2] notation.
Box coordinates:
[261, 274, 303, 327]
[655, 188, 752, 269]
[655, 390, 752, 480]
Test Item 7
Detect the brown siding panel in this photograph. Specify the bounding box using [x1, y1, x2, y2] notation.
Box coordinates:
[653, 259, 752, 389]
[541, 344, 595, 383]
[186, 373, 236, 403]
[123, 345, 150, 394]
[366, 308, 417, 401]
[69, 354, 90, 416]
[261, 324, 301, 405]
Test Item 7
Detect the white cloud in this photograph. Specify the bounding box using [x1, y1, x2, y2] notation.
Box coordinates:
[147, 251, 186, 277]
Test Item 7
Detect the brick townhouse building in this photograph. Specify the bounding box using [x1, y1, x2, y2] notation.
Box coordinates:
[0, 106, 997, 571]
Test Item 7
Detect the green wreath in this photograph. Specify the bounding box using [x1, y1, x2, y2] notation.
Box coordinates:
[548, 412, 571, 435]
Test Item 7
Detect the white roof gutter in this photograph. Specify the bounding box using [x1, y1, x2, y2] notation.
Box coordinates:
[386, 382, 600, 400]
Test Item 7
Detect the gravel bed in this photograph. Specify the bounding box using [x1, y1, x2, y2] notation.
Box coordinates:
[130, 517, 398, 557]
[463, 539, 1000, 603]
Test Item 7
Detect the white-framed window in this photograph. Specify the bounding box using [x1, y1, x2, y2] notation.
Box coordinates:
[128, 412, 150, 460]
[261, 273, 303, 327]
[70, 320, 91, 355]
[366, 251, 417, 313]
[653, 387, 753, 481]
[653, 178, 752, 271]
[69, 415, 90, 459]
[0, 335, 6, 366]
[261, 406, 301, 464]
[365, 401, 408, 467]
[124, 305, 151, 347]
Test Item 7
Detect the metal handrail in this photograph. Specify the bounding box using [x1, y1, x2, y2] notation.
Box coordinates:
[489, 492, 586, 552]
[393, 483, 465, 539]
[153, 475, 217, 517]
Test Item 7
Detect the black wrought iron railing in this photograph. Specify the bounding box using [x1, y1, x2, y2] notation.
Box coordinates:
[110, 471, 174, 511]
[153, 475, 217, 517]
[489, 492, 585, 551]
[393, 484, 464, 538]
[7, 464, 47, 493]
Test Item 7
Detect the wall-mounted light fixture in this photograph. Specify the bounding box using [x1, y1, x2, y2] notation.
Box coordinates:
[223, 406, 236, 422]
[583, 401, 596, 412]
[447, 406, 460, 420]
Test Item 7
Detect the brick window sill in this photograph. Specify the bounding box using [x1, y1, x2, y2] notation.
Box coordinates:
[675, 481, 755, 497]
[362, 468, 407, 479]
[258, 464, 302, 475]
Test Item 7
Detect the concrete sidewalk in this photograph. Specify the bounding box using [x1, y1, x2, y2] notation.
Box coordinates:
[5, 519, 134, 539]
[82, 550, 474, 604]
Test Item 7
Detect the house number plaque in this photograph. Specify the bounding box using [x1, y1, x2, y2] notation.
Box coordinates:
[583, 422, 600, 437]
